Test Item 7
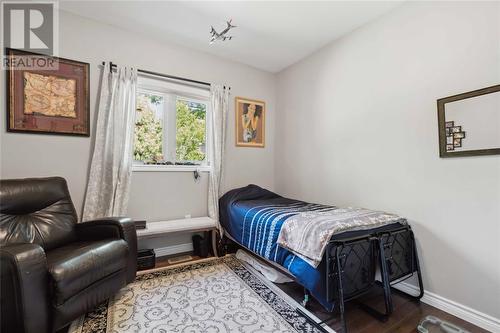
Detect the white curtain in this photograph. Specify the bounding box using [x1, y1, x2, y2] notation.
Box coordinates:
[208, 84, 229, 234]
[82, 63, 137, 221]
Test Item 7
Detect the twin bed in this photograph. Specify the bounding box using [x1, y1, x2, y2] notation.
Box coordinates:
[219, 184, 423, 331]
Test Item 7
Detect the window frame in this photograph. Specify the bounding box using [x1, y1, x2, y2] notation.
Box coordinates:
[132, 75, 211, 173]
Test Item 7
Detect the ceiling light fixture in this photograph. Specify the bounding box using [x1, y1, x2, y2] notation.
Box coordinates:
[209, 19, 237, 44]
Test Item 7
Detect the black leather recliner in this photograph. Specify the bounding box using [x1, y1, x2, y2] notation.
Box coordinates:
[0, 177, 138, 333]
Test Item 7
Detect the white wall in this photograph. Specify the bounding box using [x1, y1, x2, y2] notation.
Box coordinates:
[0, 10, 276, 247]
[276, 1, 500, 320]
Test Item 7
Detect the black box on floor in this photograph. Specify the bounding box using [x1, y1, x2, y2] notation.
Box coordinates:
[192, 234, 209, 257]
[137, 249, 155, 271]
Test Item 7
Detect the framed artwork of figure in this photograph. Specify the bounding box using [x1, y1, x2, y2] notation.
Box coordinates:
[235, 97, 265, 147]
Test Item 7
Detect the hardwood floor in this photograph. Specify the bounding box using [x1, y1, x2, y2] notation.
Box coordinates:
[278, 281, 488, 333]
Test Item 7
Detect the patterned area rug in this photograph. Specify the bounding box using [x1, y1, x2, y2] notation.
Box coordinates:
[69, 255, 330, 333]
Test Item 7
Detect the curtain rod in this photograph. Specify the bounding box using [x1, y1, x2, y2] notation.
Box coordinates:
[101, 61, 230, 90]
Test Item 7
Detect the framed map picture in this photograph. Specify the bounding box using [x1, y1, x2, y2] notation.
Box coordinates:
[235, 97, 265, 147]
[6, 48, 90, 136]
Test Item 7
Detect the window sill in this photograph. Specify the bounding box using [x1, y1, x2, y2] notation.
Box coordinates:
[132, 164, 211, 172]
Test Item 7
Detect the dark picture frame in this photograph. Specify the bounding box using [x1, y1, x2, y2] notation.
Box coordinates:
[437, 84, 500, 157]
[6, 48, 90, 136]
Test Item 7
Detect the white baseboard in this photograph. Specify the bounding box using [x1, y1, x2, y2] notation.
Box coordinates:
[394, 282, 500, 333]
[154, 243, 193, 258]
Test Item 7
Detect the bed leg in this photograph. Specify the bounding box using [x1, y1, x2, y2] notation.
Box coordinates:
[385, 229, 425, 302]
[296, 288, 332, 332]
[216, 234, 227, 257]
[345, 238, 391, 322]
[390, 230, 424, 300]
[336, 248, 348, 333]
[320, 244, 349, 332]
[411, 230, 425, 300]
[301, 288, 310, 308]
[378, 237, 394, 316]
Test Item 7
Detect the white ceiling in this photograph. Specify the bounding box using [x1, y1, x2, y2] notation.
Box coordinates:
[60, 1, 402, 73]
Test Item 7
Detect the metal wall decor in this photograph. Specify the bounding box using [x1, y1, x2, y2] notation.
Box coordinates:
[444, 121, 466, 151]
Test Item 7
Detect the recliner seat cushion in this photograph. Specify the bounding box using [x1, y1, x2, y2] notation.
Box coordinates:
[46, 239, 128, 305]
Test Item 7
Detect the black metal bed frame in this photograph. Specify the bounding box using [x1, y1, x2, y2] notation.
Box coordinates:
[221, 225, 424, 333]
[298, 225, 424, 333]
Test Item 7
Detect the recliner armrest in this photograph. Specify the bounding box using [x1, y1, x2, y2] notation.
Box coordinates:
[77, 217, 134, 241]
[76, 217, 137, 283]
[0, 243, 50, 333]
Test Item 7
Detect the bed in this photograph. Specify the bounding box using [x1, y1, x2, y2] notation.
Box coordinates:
[219, 184, 422, 316]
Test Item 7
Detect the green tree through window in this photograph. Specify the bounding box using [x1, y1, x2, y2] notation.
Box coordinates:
[176, 100, 206, 162]
[134, 94, 207, 164]
[134, 93, 163, 162]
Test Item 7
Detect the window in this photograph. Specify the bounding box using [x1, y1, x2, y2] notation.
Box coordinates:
[133, 75, 210, 171]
